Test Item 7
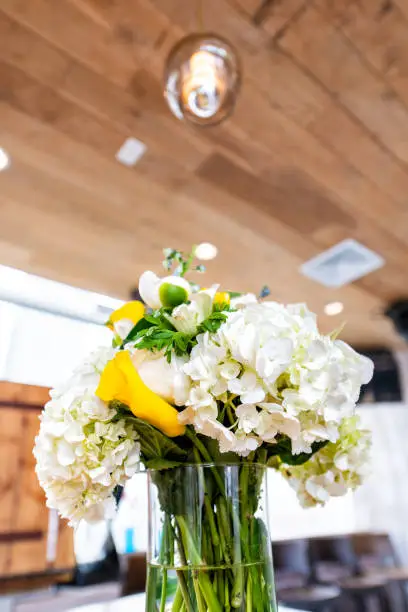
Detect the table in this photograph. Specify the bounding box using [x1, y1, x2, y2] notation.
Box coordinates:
[67, 593, 305, 612]
[0, 569, 74, 612]
[0, 598, 12, 612]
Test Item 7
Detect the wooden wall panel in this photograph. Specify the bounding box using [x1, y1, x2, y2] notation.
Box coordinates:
[15, 413, 49, 534]
[8, 541, 48, 577]
[0, 382, 74, 578]
[0, 409, 26, 535]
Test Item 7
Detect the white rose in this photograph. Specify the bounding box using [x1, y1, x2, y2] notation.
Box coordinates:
[166, 291, 213, 335]
[132, 350, 190, 406]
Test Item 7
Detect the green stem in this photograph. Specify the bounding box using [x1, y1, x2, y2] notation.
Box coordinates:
[159, 569, 168, 612]
[171, 587, 184, 612]
[249, 519, 264, 611]
[240, 466, 249, 532]
[173, 484, 205, 612]
[226, 403, 235, 426]
[194, 571, 207, 612]
[185, 428, 226, 494]
[146, 566, 159, 612]
[246, 573, 253, 612]
[225, 574, 231, 611]
[239, 468, 267, 612]
[204, 492, 220, 548]
[182, 247, 196, 276]
[170, 522, 194, 612]
[158, 514, 171, 612]
[218, 566, 225, 609]
[176, 516, 223, 612]
[230, 466, 252, 608]
[176, 570, 194, 612]
[193, 447, 220, 551]
[168, 518, 175, 566]
[256, 447, 267, 466]
[231, 558, 243, 608]
[216, 498, 232, 565]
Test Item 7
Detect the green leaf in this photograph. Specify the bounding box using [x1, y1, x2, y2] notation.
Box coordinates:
[265, 436, 329, 466]
[144, 311, 175, 330]
[134, 327, 194, 361]
[128, 415, 188, 461]
[122, 317, 155, 345]
[209, 312, 228, 320]
[143, 314, 161, 325]
[145, 458, 184, 471]
[200, 436, 240, 465]
[135, 328, 173, 350]
[228, 291, 242, 298]
[174, 332, 191, 352]
[267, 456, 281, 469]
[197, 309, 229, 334]
[123, 299, 233, 359]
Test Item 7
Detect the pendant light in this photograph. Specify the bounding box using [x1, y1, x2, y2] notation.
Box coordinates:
[163, 1, 241, 126]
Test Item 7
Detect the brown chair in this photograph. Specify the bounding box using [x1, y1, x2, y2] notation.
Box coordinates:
[274, 540, 341, 611]
[119, 552, 147, 597]
[352, 533, 408, 612]
[309, 536, 392, 612]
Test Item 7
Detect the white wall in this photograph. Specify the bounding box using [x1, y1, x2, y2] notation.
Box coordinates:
[267, 470, 356, 541]
[0, 300, 111, 387]
[350, 352, 408, 562]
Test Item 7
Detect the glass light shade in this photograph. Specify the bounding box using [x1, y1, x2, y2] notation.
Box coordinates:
[164, 33, 241, 126]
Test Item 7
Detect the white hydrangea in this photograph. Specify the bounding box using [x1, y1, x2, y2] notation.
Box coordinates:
[180, 301, 373, 457]
[280, 416, 371, 507]
[34, 346, 140, 525]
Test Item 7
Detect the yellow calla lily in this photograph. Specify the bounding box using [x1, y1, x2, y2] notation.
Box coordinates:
[106, 301, 145, 330]
[96, 351, 185, 438]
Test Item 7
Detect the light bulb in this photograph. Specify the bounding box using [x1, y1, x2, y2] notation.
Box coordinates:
[183, 51, 225, 118]
[195, 243, 218, 260]
[0, 148, 10, 171]
[164, 34, 241, 126]
[324, 301, 344, 316]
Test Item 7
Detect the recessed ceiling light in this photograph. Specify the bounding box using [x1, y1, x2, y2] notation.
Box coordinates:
[324, 301, 344, 316]
[115, 137, 147, 167]
[0, 148, 10, 171]
[195, 243, 218, 260]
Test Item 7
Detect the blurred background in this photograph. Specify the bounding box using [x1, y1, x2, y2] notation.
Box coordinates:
[2, 0, 408, 610]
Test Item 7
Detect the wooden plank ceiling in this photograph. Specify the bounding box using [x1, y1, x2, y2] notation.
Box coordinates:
[1, 0, 408, 348]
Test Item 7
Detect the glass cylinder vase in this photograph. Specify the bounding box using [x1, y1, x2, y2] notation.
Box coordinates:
[146, 464, 277, 612]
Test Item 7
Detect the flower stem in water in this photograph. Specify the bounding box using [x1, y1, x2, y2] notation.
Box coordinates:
[159, 568, 167, 612]
[171, 587, 184, 612]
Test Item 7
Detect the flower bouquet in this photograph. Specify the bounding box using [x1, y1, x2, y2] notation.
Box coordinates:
[34, 246, 373, 612]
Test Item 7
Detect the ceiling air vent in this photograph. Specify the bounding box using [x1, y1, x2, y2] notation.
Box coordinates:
[300, 239, 385, 288]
